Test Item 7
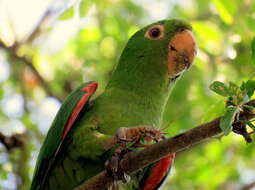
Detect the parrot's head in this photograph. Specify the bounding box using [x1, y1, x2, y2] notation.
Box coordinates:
[130, 19, 197, 81]
[107, 19, 197, 94]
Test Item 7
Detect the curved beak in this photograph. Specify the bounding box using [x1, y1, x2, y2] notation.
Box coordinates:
[168, 29, 197, 79]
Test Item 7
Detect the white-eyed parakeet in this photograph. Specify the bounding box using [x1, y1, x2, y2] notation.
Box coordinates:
[30, 19, 197, 190]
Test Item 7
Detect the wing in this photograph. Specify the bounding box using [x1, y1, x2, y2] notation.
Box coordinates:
[30, 81, 98, 190]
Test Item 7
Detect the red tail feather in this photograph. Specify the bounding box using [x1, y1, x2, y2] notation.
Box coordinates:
[141, 154, 175, 190]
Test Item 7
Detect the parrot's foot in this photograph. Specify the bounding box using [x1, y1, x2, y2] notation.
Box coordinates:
[105, 126, 165, 150]
[104, 126, 165, 189]
[105, 149, 131, 190]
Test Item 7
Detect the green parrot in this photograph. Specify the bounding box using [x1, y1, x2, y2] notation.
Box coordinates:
[30, 19, 197, 190]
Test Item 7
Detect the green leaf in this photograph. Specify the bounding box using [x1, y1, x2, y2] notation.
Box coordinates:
[228, 82, 239, 95]
[241, 80, 255, 98]
[246, 122, 255, 131]
[209, 81, 229, 96]
[228, 82, 243, 105]
[252, 36, 255, 66]
[59, 7, 74, 20]
[220, 106, 238, 135]
[212, 0, 234, 24]
[79, 0, 92, 17]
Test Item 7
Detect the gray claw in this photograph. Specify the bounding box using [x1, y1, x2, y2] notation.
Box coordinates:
[122, 172, 131, 183]
[105, 155, 119, 173]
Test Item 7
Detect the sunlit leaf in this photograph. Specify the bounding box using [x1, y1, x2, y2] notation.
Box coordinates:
[79, 0, 93, 17]
[220, 106, 238, 135]
[209, 81, 229, 96]
[246, 122, 255, 131]
[212, 0, 233, 24]
[59, 7, 74, 20]
[100, 37, 116, 58]
[80, 27, 101, 42]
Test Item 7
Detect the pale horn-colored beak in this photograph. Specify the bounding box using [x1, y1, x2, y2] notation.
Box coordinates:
[168, 29, 197, 79]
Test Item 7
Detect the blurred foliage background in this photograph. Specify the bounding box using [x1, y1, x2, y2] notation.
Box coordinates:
[0, 0, 255, 189]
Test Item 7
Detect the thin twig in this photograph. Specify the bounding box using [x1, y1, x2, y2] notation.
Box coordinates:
[241, 181, 255, 190]
[25, 9, 51, 43]
[0, 132, 23, 151]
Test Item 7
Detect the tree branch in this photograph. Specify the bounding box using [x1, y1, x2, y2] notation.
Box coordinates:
[0, 4, 64, 101]
[75, 100, 255, 190]
[241, 181, 255, 190]
[0, 41, 63, 101]
[25, 9, 51, 44]
[0, 132, 23, 151]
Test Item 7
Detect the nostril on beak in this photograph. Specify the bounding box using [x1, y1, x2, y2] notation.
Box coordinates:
[169, 45, 177, 52]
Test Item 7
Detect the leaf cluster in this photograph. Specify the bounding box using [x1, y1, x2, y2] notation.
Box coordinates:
[210, 80, 255, 135]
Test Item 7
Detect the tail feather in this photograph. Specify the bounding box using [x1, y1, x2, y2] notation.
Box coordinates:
[140, 154, 175, 190]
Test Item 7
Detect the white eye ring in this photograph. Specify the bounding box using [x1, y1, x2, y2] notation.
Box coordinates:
[145, 25, 165, 40]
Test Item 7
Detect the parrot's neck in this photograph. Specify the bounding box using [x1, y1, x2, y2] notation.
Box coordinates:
[98, 60, 175, 130]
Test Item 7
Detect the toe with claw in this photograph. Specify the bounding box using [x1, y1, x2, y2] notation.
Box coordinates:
[104, 126, 165, 189]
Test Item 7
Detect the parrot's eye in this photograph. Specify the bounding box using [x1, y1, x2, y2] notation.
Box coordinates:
[150, 28, 160, 38]
[145, 25, 164, 40]
[177, 27, 186, 32]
